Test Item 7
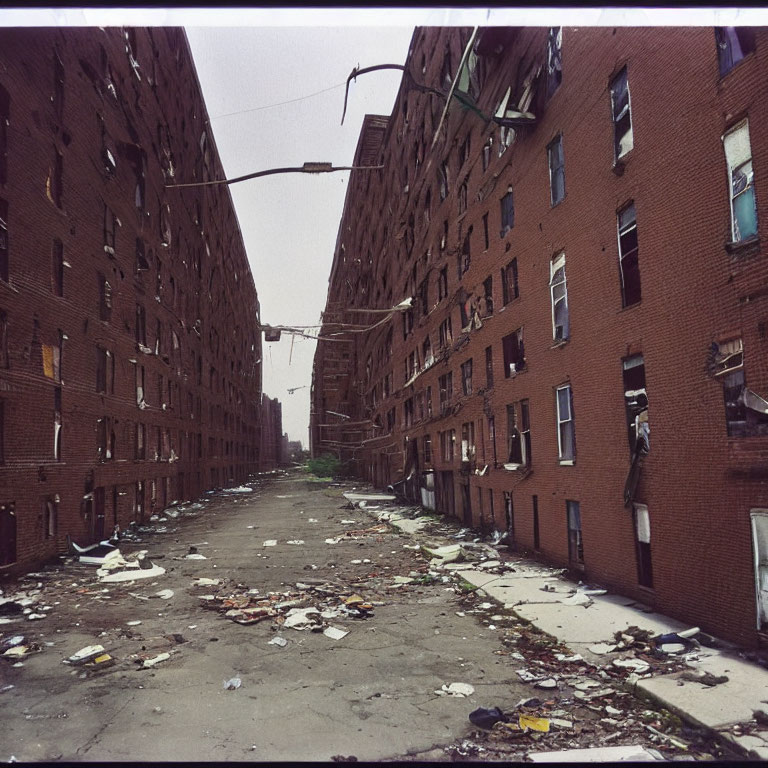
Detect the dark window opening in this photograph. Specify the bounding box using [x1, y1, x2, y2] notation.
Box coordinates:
[438, 266, 448, 301]
[618, 202, 641, 307]
[634, 503, 653, 588]
[716, 27, 756, 77]
[501, 258, 519, 304]
[546, 27, 562, 98]
[0, 503, 17, 565]
[54, 387, 61, 461]
[485, 345, 493, 389]
[567, 500, 584, 565]
[623, 355, 648, 455]
[98, 272, 112, 321]
[500, 188, 514, 235]
[610, 67, 633, 161]
[548, 135, 565, 206]
[461, 358, 473, 396]
[502, 328, 525, 377]
[504, 491, 515, 548]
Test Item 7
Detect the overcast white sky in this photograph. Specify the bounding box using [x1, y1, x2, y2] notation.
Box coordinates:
[2, 7, 764, 447]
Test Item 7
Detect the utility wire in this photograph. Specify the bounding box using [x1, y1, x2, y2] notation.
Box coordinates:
[208, 81, 347, 121]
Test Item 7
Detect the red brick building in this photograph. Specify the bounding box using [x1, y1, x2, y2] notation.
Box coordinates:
[0, 27, 274, 573]
[312, 26, 768, 646]
[259, 394, 286, 470]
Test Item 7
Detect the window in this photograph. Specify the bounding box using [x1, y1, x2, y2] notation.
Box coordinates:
[506, 400, 531, 467]
[547, 135, 565, 206]
[136, 364, 145, 406]
[53, 52, 64, 121]
[482, 213, 489, 250]
[422, 336, 433, 367]
[438, 162, 449, 201]
[458, 179, 467, 214]
[482, 275, 493, 317]
[502, 328, 525, 377]
[459, 135, 470, 168]
[135, 304, 146, 346]
[716, 27, 756, 77]
[402, 306, 414, 339]
[633, 503, 653, 588]
[500, 187, 514, 235]
[441, 429, 456, 462]
[617, 203, 641, 307]
[0, 198, 7, 282]
[48, 149, 63, 208]
[501, 258, 519, 305]
[54, 387, 61, 461]
[610, 67, 633, 161]
[104, 205, 118, 255]
[546, 27, 563, 98]
[426, 386, 432, 418]
[0, 503, 16, 565]
[439, 372, 453, 413]
[550, 252, 569, 341]
[438, 316, 453, 349]
[386, 407, 395, 433]
[98, 272, 111, 321]
[0, 85, 8, 186]
[556, 384, 575, 462]
[96, 346, 115, 394]
[723, 120, 758, 243]
[461, 358, 473, 395]
[43, 497, 57, 540]
[566, 500, 584, 565]
[482, 137, 493, 171]
[714, 338, 768, 437]
[485, 345, 494, 389]
[404, 397, 414, 427]
[438, 266, 448, 301]
[424, 434, 432, 464]
[459, 228, 471, 276]
[136, 422, 146, 459]
[52, 239, 64, 296]
[461, 421, 475, 462]
[623, 355, 649, 455]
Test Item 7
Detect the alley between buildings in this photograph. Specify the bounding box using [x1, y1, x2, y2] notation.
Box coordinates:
[0, 471, 748, 762]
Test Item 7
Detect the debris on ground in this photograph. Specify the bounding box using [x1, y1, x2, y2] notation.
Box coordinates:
[224, 677, 242, 690]
[436, 682, 475, 697]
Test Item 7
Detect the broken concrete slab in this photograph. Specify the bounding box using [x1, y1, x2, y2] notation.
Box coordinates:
[342, 493, 396, 503]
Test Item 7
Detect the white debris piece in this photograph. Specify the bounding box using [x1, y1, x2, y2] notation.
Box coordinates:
[529, 745, 664, 762]
[224, 486, 253, 493]
[142, 652, 171, 668]
[588, 643, 618, 654]
[268, 636, 288, 647]
[308, 518, 318, 523]
[323, 626, 349, 640]
[154, 589, 174, 600]
[437, 682, 475, 697]
[99, 564, 166, 583]
[613, 658, 651, 674]
[126, 620, 142, 626]
[262, 540, 277, 547]
[286, 540, 305, 545]
[193, 578, 220, 586]
[325, 538, 342, 545]
[283, 607, 322, 630]
[185, 554, 207, 560]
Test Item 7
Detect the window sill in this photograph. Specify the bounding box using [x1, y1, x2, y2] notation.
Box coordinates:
[558, 459, 575, 466]
[550, 338, 569, 350]
[725, 236, 760, 258]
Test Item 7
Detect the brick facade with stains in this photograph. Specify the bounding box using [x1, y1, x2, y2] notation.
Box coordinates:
[312, 26, 768, 646]
[0, 27, 277, 573]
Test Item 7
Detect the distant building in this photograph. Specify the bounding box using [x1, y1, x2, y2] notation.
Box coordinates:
[0, 27, 277, 573]
[312, 26, 768, 647]
[259, 395, 284, 470]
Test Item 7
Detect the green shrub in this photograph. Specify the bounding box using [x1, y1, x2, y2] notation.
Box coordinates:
[306, 454, 342, 478]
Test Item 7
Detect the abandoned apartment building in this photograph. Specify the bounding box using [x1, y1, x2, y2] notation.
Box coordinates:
[311, 26, 768, 647]
[0, 27, 284, 574]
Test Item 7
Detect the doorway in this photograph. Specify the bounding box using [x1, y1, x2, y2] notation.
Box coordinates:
[751, 510, 768, 631]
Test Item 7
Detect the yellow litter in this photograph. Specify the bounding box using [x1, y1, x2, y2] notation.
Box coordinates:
[519, 715, 550, 733]
[344, 594, 364, 605]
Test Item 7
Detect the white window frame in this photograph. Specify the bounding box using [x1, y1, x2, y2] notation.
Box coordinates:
[723, 119, 758, 243]
[556, 383, 574, 464]
[549, 252, 568, 341]
[610, 67, 633, 161]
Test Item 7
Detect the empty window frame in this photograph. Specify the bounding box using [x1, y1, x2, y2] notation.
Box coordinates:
[135, 364, 145, 406]
[403, 397, 414, 427]
[482, 212, 489, 250]
[0, 502, 16, 565]
[481, 275, 493, 316]
[0, 198, 7, 282]
[98, 272, 112, 321]
[135, 422, 146, 459]
[459, 227, 471, 276]
[422, 336, 433, 367]
[500, 187, 514, 235]
[723, 120, 758, 243]
[96, 346, 115, 394]
[550, 252, 569, 341]
[43, 497, 57, 540]
[439, 372, 453, 412]
[501, 258, 519, 305]
[546, 27, 563, 98]
[566, 500, 584, 565]
[622, 355, 649, 455]
[485, 345, 494, 389]
[50, 238, 65, 296]
[135, 304, 146, 346]
[458, 178, 468, 214]
[547, 134, 565, 206]
[506, 400, 531, 467]
[461, 358, 473, 395]
[438, 162, 449, 201]
[438, 316, 453, 349]
[610, 67, 633, 161]
[716, 27, 756, 77]
[502, 328, 525, 377]
[617, 202, 641, 307]
[54, 387, 61, 461]
[482, 137, 493, 171]
[424, 433, 432, 464]
[715, 338, 768, 437]
[556, 383, 575, 462]
[633, 502, 653, 588]
[461, 421, 476, 462]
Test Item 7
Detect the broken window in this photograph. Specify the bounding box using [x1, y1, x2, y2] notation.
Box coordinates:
[98, 272, 112, 321]
[716, 27, 756, 77]
[424, 434, 432, 464]
[135, 364, 145, 406]
[556, 383, 575, 462]
[547, 134, 565, 206]
[623, 355, 649, 455]
[506, 400, 531, 468]
[404, 397, 414, 427]
[723, 120, 758, 243]
[502, 328, 525, 377]
[52, 239, 64, 296]
[0, 198, 7, 282]
[386, 407, 395, 433]
[438, 266, 448, 301]
[501, 258, 519, 305]
[401, 305, 414, 339]
[633, 503, 653, 588]
[617, 202, 641, 307]
[458, 178, 468, 214]
[47, 149, 63, 208]
[459, 136, 470, 168]
[426, 386, 432, 418]
[459, 227, 471, 276]
[441, 46, 453, 90]
[482, 137, 493, 171]
[714, 338, 768, 437]
[550, 252, 569, 341]
[546, 27, 563, 98]
[0, 503, 17, 566]
[481, 275, 493, 317]
[54, 387, 61, 461]
[438, 162, 449, 201]
[461, 358, 473, 395]
[43, 497, 57, 540]
[0, 85, 8, 186]
[485, 345, 494, 389]
[135, 304, 146, 346]
[461, 421, 476, 463]
[482, 213, 489, 250]
[136, 422, 146, 459]
[610, 67, 633, 161]
[101, 205, 117, 255]
[418, 278, 429, 317]
[438, 316, 453, 349]
[566, 500, 584, 565]
[500, 187, 514, 236]
[124, 144, 146, 212]
[439, 372, 453, 413]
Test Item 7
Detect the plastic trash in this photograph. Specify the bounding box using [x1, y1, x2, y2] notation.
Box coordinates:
[66, 645, 106, 665]
[224, 677, 242, 690]
[469, 707, 506, 729]
[438, 682, 475, 697]
[323, 626, 349, 640]
[519, 715, 550, 732]
[262, 540, 277, 547]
